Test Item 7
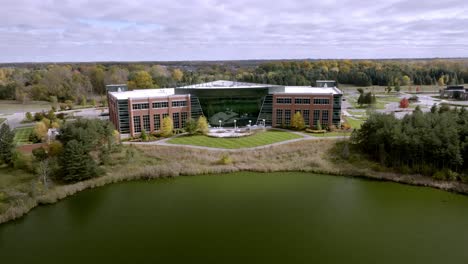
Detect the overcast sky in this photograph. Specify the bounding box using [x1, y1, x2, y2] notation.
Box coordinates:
[1, 0, 467, 62]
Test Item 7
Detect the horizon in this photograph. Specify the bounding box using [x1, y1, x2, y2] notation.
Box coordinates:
[1, 0, 468, 62]
[1, 57, 468, 65]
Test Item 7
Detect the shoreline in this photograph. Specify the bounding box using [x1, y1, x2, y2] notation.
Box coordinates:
[2, 139, 468, 225]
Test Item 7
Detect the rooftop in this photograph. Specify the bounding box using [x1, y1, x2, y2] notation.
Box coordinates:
[281, 86, 342, 95]
[109, 88, 175, 100]
[178, 80, 279, 89]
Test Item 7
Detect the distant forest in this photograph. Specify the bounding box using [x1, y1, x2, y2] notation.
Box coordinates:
[0, 59, 467, 103]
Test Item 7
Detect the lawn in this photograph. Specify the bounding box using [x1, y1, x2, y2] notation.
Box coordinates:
[0, 100, 52, 115]
[14, 127, 34, 145]
[167, 130, 303, 149]
[308, 131, 352, 137]
[344, 117, 365, 129]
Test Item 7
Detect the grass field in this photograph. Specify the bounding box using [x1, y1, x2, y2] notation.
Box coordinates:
[344, 117, 365, 129]
[13, 127, 34, 145]
[167, 130, 303, 149]
[308, 131, 352, 137]
[0, 100, 52, 115]
[340, 84, 441, 94]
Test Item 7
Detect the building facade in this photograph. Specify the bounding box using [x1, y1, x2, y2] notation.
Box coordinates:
[107, 80, 342, 137]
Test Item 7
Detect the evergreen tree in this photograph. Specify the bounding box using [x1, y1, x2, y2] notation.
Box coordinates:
[59, 139, 98, 182]
[0, 123, 15, 166]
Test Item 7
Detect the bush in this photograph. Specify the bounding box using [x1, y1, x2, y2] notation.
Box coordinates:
[34, 112, 44, 121]
[185, 119, 198, 135]
[12, 151, 30, 171]
[218, 154, 232, 165]
[25, 112, 33, 121]
[140, 129, 148, 141]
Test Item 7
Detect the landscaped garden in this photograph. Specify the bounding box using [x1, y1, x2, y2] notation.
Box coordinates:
[166, 130, 303, 149]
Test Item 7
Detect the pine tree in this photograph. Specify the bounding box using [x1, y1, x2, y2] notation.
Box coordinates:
[59, 139, 98, 182]
[0, 123, 15, 165]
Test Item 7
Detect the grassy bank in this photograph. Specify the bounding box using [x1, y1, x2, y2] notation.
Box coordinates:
[2, 138, 468, 225]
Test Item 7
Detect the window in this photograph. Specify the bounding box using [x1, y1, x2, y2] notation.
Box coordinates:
[284, 110, 291, 125]
[276, 109, 283, 125]
[152, 102, 169, 108]
[322, 110, 329, 124]
[181, 112, 188, 128]
[294, 98, 311, 104]
[313, 98, 330, 105]
[303, 110, 310, 126]
[171, 101, 187, 107]
[133, 116, 141, 133]
[276, 98, 292, 104]
[313, 110, 320, 125]
[173, 113, 180, 129]
[132, 103, 149, 110]
[143, 115, 150, 132]
[153, 114, 161, 131]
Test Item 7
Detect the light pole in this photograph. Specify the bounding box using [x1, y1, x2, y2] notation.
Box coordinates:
[262, 119, 266, 127]
[219, 120, 222, 129]
[248, 120, 252, 131]
[234, 119, 237, 130]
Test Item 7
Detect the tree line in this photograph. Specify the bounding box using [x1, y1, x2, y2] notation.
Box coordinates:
[0, 59, 467, 104]
[351, 105, 468, 181]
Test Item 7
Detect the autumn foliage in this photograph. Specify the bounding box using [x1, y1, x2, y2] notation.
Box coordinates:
[399, 98, 409, 108]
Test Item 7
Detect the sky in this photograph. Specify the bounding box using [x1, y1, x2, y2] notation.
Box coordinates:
[1, 0, 468, 62]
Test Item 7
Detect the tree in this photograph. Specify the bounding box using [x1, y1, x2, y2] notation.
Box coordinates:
[185, 119, 198, 135]
[37, 159, 51, 189]
[34, 121, 48, 142]
[129, 71, 153, 89]
[59, 139, 98, 182]
[399, 98, 409, 108]
[316, 120, 322, 130]
[401, 75, 411, 86]
[438, 76, 445, 86]
[25, 112, 33, 121]
[196, 116, 209, 135]
[172, 69, 184, 84]
[291, 112, 305, 130]
[0, 123, 15, 165]
[161, 117, 174, 137]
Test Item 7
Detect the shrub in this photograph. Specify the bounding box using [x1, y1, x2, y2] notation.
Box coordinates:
[25, 112, 33, 121]
[218, 154, 232, 165]
[32, 147, 48, 161]
[140, 129, 148, 141]
[64, 100, 73, 110]
[59, 103, 67, 111]
[34, 112, 44, 121]
[185, 119, 198, 135]
[432, 170, 446, 181]
[196, 116, 209, 135]
[291, 112, 305, 130]
[399, 98, 409, 108]
[12, 151, 30, 171]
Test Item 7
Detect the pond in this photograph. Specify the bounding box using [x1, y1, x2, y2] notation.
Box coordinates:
[1, 172, 468, 263]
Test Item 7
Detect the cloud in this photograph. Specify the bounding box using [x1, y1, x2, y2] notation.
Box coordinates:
[0, 0, 467, 62]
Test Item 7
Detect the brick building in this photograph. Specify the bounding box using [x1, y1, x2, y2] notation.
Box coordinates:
[107, 80, 342, 137]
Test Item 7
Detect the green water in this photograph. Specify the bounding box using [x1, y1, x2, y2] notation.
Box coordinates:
[1, 172, 468, 263]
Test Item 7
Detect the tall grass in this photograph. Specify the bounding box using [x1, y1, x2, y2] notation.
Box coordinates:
[2, 139, 468, 224]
